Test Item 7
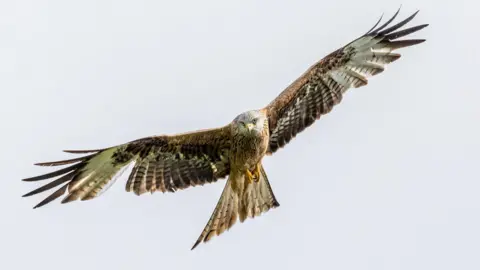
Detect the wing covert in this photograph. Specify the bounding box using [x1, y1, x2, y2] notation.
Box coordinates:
[124, 126, 232, 195]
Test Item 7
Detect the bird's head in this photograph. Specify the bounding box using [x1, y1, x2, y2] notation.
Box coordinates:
[232, 110, 267, 136]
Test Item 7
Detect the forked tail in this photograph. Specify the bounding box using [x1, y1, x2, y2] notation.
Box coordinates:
[191, 164, 279, 250]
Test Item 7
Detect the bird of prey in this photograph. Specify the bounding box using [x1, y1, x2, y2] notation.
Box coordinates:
[23, 9, 428, 250]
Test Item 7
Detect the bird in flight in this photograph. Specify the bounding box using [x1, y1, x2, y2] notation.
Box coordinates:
[23, 9, 428, 250]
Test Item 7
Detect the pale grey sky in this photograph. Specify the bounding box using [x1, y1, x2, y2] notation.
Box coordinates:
[1, 0, 479, 269]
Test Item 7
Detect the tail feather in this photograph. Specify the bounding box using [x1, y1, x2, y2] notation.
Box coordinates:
[191, 179, 238, 250]
[241, 165, 279, 222]
[23, 146, 134, 208]
[191, 165, 279, 250]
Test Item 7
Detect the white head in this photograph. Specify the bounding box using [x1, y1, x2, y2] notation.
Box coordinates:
[232, 110, 267, 136]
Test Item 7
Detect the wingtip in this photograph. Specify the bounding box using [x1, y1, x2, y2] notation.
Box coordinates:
[410, 9, 421, 20]
[22, 191, 37, 197]
[366, 13, 383, 35]
[369, 7, 401, 35]
[408, 39, 427, 45]
[412, 9, 420, 17]
[395, 5, 402, 15]
[34, 162, 49, 166]
[63, 148, 104, 154]
[34, 160, 67, 166]
[22, 176, 41, 182]
[32, 202, 44, 209]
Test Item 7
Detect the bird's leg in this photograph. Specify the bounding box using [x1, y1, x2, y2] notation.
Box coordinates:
[253, 163, 261, 182]
[245, 164, 262, 184]
[245, 169, 254, 184]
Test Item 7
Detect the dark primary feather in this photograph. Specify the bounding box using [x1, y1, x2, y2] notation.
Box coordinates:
[23, 162, 85, 182]
[34, 153, 99, 167]
[22, 152, 104, 209]
[376, 10, 419, 35]
[23, 126, 232, 208]
[369, 7, 401, 34]
[33, 184, 69, 209]
[63, 149, 105, 154]
[265, 9, 428, 153]
[364, 12, 384, 35]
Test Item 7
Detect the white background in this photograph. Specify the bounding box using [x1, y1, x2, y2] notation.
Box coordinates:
[1, 0, 478, 269]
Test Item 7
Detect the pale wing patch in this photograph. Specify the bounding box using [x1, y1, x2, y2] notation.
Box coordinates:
[23, 146, 135, 208]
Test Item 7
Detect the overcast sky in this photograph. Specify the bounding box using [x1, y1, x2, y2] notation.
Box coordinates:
[1, 0, 479, 269]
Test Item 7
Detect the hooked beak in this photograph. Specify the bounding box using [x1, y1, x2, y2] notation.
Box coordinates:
[246, 123, 254, 131]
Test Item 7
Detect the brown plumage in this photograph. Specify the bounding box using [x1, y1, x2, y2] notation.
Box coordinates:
[23, 8, 428, 249]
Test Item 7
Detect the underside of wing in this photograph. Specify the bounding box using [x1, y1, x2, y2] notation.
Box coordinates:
[23, 126, 233, 208]
[124, 126, 232, 195]
[265, 8, 428, 153]
[22, 147, 131, 208]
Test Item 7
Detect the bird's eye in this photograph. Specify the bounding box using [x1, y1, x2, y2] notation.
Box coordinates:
[252, 119, 257, 124]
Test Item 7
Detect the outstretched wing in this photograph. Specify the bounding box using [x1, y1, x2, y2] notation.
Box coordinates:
[264, 9, 428, 154]
[23, 126, 232, 208]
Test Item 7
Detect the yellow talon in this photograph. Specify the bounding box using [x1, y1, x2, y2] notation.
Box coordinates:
[246, 164, 261, 184]
[246, 169, 254, 184]
[253, 164, 261, 182]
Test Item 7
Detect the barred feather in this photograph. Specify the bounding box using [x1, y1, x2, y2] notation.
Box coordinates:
[124, 132, 231, 196]
[191, 165, 279, 250]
